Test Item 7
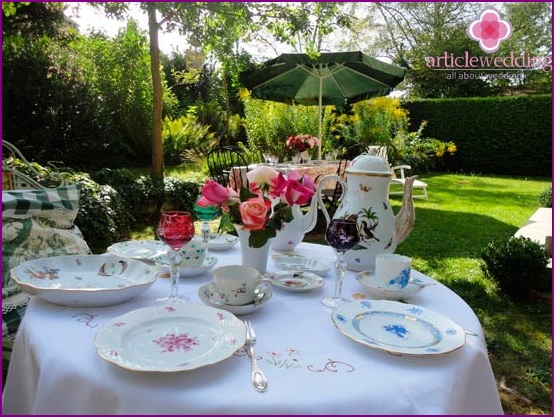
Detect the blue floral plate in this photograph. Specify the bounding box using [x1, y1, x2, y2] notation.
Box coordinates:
[332, 300, 465, 356]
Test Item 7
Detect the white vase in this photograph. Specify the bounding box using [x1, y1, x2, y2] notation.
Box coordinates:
[234, 226, 271, 274]
[300, 150, 310, 163]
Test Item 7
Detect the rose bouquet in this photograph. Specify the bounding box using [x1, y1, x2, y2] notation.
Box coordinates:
[197, 166, 316, 248]
[286, 134, 320, 153]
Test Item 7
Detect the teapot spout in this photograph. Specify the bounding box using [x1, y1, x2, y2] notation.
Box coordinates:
[395, 176, 417, 244]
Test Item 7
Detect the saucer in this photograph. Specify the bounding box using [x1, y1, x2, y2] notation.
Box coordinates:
[155, 256, 218, 278]
[355, 271, 430, 301]
[198, 282, 272, 315]
[265, 271, 324, 292]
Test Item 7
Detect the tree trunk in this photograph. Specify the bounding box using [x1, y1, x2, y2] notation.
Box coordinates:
[147, 3, 164, 181]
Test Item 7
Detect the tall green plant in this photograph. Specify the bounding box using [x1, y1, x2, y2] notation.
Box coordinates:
[242, 97, 329, 158]
[162, 115, 216, 164]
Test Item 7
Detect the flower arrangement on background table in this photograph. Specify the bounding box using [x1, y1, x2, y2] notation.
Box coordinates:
[286, 134, 320, 162]
[197, 166, 316, 248]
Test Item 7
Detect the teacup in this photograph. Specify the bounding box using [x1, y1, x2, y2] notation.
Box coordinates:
[213, 265, 271, 306]
[179, 237, 206, 268]
[374, 253, 412, 289]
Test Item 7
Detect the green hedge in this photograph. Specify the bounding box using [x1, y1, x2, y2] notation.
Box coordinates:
[402, 95, 552, 176]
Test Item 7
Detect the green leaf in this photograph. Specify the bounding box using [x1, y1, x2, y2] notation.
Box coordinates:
[248, 229, 272, 248]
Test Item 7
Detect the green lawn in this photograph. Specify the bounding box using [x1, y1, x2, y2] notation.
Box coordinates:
[132, 171, 552, 414]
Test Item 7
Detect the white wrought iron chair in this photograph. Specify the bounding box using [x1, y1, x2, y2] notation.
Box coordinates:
[365, 145, 428, 200]
[390, 165, 429, 200]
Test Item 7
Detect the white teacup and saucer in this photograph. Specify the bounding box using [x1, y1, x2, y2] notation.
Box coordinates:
[355, 253, 435, 301]
[198, 265, 273, 315]
[198, 282, 272, 316]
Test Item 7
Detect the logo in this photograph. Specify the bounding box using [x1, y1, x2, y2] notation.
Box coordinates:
[467, 7, 512, 54]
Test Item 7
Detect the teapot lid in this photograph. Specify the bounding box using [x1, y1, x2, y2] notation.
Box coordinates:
[346, 154, 392, 176]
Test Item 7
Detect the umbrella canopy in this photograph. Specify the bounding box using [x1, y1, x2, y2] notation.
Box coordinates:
[240, 51, 406, 159]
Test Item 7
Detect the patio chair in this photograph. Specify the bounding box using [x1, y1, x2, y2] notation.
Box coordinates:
[206, 146, 250, 191]
[361, 145, 429, 200]
[2, 140, 91, 386]
[390, 165, 428, 200]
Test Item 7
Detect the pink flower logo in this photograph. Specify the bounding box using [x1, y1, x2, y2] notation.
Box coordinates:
[467, 7, 512, 53]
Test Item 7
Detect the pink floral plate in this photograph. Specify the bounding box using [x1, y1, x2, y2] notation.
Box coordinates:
[94, 304, 246, 372]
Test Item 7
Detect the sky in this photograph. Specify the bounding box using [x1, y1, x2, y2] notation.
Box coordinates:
[64, 3, 189, 54]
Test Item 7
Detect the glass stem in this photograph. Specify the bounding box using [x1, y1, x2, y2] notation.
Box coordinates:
[169, 248, 181, 299]
[201, 221, 210, 258]
[334, 251, 347, 301]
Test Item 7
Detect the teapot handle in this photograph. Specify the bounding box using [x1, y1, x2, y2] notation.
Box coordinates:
[316, 175, 347, 227]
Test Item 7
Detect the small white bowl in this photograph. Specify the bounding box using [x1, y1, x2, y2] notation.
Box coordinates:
[355, 270, 431, 301]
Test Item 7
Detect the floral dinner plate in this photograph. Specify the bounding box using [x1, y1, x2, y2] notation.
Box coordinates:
[332, 300, 466, 356]
[94, 304, 246, 372]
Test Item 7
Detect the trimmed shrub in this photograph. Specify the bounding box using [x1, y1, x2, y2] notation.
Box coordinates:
[538, 187, 552, 208]
[402, 95, 552, 176]
[481, 236, 551, 299]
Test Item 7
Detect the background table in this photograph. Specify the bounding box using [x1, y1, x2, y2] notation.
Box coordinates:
[2, 243, 503, 415]
[230, 161, 340, 189]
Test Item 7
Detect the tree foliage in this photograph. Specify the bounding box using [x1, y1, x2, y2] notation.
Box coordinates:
[2, 3, 176, 168]
[373, 2, 552, 97]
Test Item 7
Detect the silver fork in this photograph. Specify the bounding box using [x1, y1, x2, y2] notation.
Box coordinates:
[245, 320, 268, 393]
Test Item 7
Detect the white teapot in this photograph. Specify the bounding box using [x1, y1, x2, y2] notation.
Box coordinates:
[316, 154, 416, 271]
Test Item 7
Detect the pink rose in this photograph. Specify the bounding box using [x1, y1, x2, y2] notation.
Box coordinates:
[283, 174, 315, 205]
[269, 172, 288, 198]
[239, 197, 270, 231]
[269, 171, 315, 205]
[246, 166, 279, 189]
[198, 180, 230, 206]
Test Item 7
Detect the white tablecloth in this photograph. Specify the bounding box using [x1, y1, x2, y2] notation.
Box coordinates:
[2, 243, 503, 415]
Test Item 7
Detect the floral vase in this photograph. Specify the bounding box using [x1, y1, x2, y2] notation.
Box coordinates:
[291, 153, 302, 164]
[300, 150, 310, 163]
[234, 225, 271, 273]
[271, 205, 307, 251]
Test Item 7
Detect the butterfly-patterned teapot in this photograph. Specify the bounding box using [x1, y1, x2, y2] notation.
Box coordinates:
[316, 154, 416, 272]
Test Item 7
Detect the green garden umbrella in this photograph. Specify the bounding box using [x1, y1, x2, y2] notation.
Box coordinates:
[239, 51, 406, 159]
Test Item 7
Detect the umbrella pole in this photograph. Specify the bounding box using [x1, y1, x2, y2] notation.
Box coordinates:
[318, 74, 323, 160]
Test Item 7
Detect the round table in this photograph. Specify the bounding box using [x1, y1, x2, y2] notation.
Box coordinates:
[2, 242, 503, 414]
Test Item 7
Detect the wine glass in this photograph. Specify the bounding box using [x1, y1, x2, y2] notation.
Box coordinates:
[156, 211, 195, 305]
[321, 218, 360, 308]
[193, 196, 221, 258]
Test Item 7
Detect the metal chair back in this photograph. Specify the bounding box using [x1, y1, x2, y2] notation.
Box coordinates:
[206, 146, 250, 191]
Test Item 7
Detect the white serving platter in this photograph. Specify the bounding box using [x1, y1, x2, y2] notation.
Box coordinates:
[272, 254, 330, 277]
[332, 300, 466, 356]
[11, 254, 157, 307]
[94, 304, 246, 372]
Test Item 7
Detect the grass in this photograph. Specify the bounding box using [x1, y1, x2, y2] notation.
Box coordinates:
[132, 171, 552, 414]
